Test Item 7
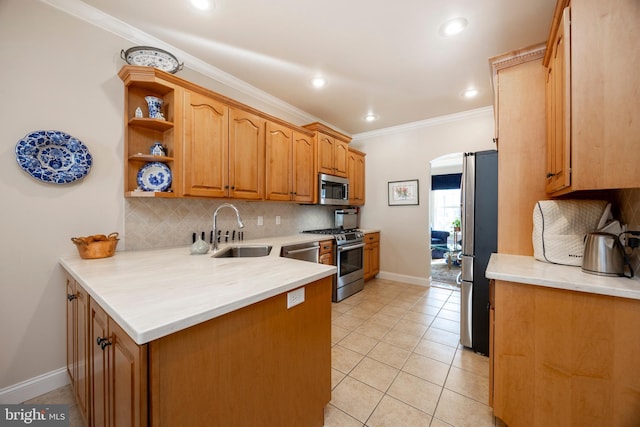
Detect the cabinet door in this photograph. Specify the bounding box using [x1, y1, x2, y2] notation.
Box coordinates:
[90, 300, 109, 427]
[317, 132, 335, 175]
[333, 139, 349, 177]
[292, 131, 315, 203]
[363, 246, 372, 279]
[229, 109, 265, 199]
[109, 319, 147, 427]
[347, 150, 365, 205]
[545, 7, 571, 194]
[66, 277, 90, 423]
[370, 242, 380, 277]
[75, 283, 90, 421]
[265, 122, 293, 201]
[66, 278, 75, 387]
[183, 91, 229, 197]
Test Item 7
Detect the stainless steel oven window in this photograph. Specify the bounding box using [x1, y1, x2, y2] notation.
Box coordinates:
[337, 243, 365, 282]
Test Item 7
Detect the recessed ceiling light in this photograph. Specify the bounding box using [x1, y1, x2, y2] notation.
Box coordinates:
[364, 114, 378, 122]
[310, 76, 327, 88]
[191, 0, 211, 11]
[462, 88, 479, 98]
[440, 17, 468, 37]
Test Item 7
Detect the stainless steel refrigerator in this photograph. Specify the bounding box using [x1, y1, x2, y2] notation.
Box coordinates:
[459, 150, 498, 356]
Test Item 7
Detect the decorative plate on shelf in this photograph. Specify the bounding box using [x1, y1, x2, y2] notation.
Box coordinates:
[15, 130, 93, 184]
[137, 162, 172, 192]
[121, 46, 183, 74]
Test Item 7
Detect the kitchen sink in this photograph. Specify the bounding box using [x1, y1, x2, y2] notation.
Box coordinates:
[212, 245, 272, 258]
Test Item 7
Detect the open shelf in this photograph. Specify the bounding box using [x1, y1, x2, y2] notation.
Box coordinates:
[128, 154, 174, 163]
[128, 118, 174, 132]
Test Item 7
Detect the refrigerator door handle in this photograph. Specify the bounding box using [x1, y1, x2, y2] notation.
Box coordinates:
[462, 153, 476, 255]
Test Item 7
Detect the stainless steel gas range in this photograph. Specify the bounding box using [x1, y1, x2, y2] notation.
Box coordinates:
[303, 228, 365, 302]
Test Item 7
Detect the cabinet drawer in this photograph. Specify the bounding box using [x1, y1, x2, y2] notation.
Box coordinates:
[364, 232, 379, 244]
[319, 253, 333, 265]
[319, 240, 334, 255]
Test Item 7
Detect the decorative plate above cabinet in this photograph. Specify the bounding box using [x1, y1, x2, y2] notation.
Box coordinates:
[121, 46, 183, 74]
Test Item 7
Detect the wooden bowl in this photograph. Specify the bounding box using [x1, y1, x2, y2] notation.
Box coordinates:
[71, 232, 119, 259]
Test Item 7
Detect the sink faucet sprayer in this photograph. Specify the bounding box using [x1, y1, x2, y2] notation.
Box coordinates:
[212, 203, 244, 252]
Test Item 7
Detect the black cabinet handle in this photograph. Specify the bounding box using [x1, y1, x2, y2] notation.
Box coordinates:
[67, 293, 77, 301]
[546, 172, 557, 178]
[96, 337, 112, 350]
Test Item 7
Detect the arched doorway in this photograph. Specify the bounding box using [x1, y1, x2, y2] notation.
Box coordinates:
[429, 153, 463, 289]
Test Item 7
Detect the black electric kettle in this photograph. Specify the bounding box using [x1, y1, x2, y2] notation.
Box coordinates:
[582, 232, 634, 278]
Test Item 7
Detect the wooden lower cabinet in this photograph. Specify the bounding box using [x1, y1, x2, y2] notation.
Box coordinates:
[319, 239, 334, 265]
[89, 299, 148, 427]
[66, 276, 89, 424]
[148, 276, 332, 426]
[491, 280, 640, 426]
[364, 232, 380, 280]
[68, 273, 332, 427]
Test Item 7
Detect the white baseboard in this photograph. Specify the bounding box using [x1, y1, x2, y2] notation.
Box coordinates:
[376, 270, 431, 287]
[0, 367, 69, 404]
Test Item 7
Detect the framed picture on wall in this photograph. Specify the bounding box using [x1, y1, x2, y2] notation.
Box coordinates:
[388, 179, 419, 206]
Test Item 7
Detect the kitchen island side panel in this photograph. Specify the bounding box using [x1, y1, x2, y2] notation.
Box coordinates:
[149, 276, 332, 427]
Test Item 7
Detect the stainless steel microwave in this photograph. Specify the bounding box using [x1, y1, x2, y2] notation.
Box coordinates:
[319, 173, 349, 205]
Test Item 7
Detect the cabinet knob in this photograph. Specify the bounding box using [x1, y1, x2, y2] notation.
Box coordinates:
[67, 293, 77, 301]
[546, 172, 557, 178]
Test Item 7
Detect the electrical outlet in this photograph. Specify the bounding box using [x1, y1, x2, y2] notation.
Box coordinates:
[624, 224, 640, 247]
[287, 287, 305, 309]
[276, 215, 281, 225]
[257, 216, 263, 226]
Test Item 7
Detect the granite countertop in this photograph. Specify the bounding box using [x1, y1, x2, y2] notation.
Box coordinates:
[60, 234, 336, 345]
[486, 253, 640, 300]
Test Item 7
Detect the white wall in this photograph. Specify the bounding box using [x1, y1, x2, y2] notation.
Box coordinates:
[351, 110, 495, 285]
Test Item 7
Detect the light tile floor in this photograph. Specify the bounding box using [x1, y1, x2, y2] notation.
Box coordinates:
[325, 278, 500, 427]
[24, 278, 500, 427]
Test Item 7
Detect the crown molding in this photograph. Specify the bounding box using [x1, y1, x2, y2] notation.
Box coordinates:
[352, 106, 494, 141]
[39, 0, 321, 126]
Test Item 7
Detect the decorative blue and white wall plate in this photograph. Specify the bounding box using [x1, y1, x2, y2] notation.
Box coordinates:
[15, 130, 93, 184]
[137, 162, 171, 192]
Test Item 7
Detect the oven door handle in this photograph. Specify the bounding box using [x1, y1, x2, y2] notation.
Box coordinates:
[337, 242, 365, 252]
[283, 245, 320, 255]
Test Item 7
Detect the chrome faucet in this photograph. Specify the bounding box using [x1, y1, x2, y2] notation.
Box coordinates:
[212, 203, 244, 252]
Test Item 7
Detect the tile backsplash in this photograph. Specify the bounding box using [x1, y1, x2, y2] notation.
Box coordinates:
[615, 188, 640, 276]
[124, 199, 336, 250]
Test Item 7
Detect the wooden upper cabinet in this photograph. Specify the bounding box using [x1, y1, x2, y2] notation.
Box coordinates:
[183, 90, 229, 198]
[292, 131, 316, 203]
[333, 139, 349, 177]
[119, 66, 179, 198]
[490, 46, 548, 256]
[347, 148, 365, 206]
[544, 0, 640, 194]
[265, 122, 293, 201]
[229, 108, 265, 200]
[265, 123, 316, 202]
[317, 132, 336, 175]
[545, 6, 571, 194]
[303, 122, 351, 178]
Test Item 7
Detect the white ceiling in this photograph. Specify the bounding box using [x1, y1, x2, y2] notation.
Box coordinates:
[63, 0, 556, 135]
